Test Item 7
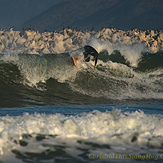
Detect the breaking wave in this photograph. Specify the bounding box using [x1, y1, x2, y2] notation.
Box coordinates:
[1, 107, 163, 162]
[0, 45, 163, 107]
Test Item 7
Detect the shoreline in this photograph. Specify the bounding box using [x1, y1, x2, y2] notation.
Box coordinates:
[0, 28, 162, 54]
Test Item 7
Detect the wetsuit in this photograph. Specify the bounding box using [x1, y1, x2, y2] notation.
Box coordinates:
[83, 45, 99, 70]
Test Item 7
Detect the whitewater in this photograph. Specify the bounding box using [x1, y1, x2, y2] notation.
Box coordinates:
[0, 28, 162, 54]
[0, 28, 163, 162]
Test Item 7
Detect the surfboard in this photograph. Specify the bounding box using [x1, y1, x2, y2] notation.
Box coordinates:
[71, 45, 98, 68]
[71, 57, 78, 67]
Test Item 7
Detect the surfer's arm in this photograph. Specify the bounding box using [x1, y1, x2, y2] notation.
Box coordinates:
[94, 57, 98, 70]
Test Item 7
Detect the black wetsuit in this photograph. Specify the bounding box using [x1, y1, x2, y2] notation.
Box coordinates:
[83, 45, 99, 68]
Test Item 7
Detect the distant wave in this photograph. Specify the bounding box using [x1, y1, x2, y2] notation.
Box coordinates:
[0, 28, 162, 55]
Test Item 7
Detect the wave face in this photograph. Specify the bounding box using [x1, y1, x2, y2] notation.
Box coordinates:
[0, 46, 163, 107]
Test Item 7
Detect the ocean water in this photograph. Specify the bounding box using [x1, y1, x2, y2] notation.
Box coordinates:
[0, 41, 163, 162]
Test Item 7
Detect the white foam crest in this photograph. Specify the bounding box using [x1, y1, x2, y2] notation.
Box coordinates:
[0, 54, 19, 63]
[90, 37, 113, 54]
[69, 60, 163, 101]
[89, 37, 146, 67]
[0, 28, 162, 56]
[0, 110, 163, 157]
[115, 43, 145, 67]
[12, 54, 79, 86]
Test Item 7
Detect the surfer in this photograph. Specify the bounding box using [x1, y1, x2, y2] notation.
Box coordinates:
[72, 45, 99, 70]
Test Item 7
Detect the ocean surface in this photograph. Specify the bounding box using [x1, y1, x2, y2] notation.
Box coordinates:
[0, 41, 163, 162]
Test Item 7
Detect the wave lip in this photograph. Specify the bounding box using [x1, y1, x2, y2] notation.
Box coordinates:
[0, 51, 163, 107]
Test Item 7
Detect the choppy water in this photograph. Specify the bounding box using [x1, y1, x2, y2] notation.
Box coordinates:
[0, 44, 163, 162]
[1, 104, 163, 163]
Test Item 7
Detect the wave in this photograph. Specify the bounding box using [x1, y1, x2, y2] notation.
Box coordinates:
[0, 28, 163, 55]
[1, 108, 163, 162]
[0, 47, 163, 107]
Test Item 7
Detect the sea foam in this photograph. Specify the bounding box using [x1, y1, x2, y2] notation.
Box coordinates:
[0, 109, 163, 162]
[0, 28, 162, 55]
